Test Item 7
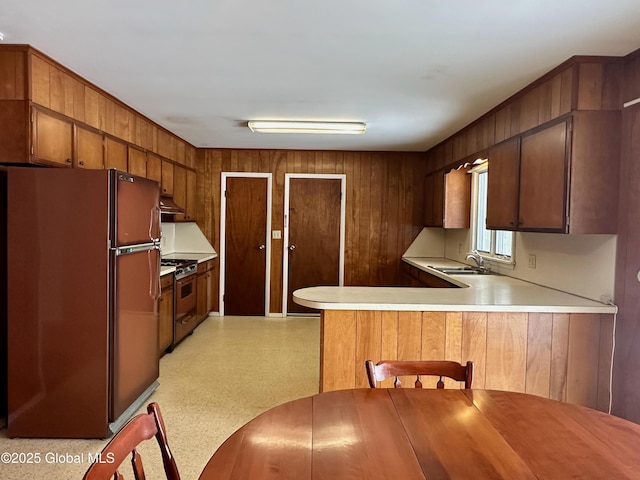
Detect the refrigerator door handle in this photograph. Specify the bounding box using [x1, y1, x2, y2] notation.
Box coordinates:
[150, 205, 161, 243]
[114, 243, 160, 256]
[149, 249, 161, 301]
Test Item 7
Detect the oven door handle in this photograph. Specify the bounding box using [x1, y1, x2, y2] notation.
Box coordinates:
[176, 276, 195, 288]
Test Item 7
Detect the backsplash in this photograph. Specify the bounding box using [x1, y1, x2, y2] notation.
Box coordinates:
[443, 228, 617, 303]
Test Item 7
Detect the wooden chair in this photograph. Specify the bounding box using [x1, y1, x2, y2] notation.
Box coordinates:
[366, 360, 474, 389]
[83, 402, 180, 480]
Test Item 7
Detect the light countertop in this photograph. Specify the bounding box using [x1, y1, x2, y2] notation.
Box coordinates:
[292, 257, 616, 314]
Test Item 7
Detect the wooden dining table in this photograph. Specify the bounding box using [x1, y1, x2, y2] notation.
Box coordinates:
[198, 388, 640, 479]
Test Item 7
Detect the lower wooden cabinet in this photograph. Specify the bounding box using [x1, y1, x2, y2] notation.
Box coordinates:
[159, 273, 174, 356]
[401, 262, 457, 288]
[196, 260, 215, 322]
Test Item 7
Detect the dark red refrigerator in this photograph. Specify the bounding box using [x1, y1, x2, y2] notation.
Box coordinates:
[6, 168, 161, 438]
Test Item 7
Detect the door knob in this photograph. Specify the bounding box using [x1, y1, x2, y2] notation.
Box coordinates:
[258, 244, 265, 250]
[289, 244, 296, 251]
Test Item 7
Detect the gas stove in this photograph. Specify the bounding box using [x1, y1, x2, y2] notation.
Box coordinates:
[160, 258, 198, 280]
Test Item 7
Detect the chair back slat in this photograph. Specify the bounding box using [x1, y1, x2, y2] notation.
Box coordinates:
[366, 360, 474, 389]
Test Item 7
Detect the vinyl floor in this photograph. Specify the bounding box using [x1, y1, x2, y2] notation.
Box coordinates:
[0, 315, 321, 479]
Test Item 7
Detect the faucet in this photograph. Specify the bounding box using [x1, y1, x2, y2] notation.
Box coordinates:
[466, 249, 484, 269]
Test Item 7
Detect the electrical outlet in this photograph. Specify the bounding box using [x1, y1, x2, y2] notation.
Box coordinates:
[272, 230, 282, 240]
[528, 254, 536, 269]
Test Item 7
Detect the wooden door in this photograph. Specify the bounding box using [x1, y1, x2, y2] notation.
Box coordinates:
[75, 124, 104, 169]
[487, 138, 520, 230]
[519, 120, 569, 231]
[31, 108, 73, 167]
[287, 178, 341, 314]
[224, 177, 268, 316]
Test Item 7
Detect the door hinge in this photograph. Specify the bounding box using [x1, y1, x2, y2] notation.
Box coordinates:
[30, 145, 34, 155]
[30, 112, 34, 123]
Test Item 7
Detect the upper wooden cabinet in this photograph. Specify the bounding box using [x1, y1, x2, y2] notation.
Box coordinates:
[31, 108, 73, 167]
[128, 146, 147, 178]
[518, 121, 568, 231]
[0, 45, 195, 170]
[487, 138, 520, 230]
[146, 152, 162, 184]
[161, 160, 174, 196]
[74, 124, 104, 169]
[487, 112, 620, 234]
[424, 167, 471, 228]
[185, 169, 197, 221]
[105, 136, 128, 171]
[443, 167, 471, 228]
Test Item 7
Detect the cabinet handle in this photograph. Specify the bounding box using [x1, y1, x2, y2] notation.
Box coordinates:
[66, 158, 72, 164]
[79, 160, 85, 166]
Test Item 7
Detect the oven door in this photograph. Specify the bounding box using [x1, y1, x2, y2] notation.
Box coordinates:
[175, 274, 197, 319]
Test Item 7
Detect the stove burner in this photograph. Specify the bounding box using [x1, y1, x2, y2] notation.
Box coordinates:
[160, 258, 198, 280]
[160, 258, 186, 266]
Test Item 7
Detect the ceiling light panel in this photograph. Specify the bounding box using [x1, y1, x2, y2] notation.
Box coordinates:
[248, 121, 366, 134]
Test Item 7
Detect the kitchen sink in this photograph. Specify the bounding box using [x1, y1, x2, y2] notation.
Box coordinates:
[430, 266, 493, 275]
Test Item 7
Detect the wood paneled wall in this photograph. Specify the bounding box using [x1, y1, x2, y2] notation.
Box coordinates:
[321, 310, 614, 412]
[196, 149, 427, 314]
[613, 49, 640, 422]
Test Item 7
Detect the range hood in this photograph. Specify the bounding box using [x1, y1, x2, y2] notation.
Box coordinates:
[160, 196, 184, 215]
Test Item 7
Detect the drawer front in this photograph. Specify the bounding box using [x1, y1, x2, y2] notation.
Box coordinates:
[175, 314, 198, 344]
[160, 273, 174, 289]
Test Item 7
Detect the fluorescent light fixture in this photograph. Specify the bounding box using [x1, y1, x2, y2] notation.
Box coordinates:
[247, 120, 366, 134]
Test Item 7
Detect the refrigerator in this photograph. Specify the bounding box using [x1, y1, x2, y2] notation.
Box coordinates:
[6, 167, 161, 438]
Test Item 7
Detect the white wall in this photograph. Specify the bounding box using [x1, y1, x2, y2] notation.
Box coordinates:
[443, 229, 617, 302]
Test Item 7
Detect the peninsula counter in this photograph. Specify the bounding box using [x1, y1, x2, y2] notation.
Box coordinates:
[293, 258, 615, 411]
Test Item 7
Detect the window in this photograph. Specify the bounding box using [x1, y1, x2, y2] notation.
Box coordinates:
[471, 164, 514, 262]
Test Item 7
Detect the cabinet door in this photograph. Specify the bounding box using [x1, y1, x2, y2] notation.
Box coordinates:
[173, 165, 187, 221]
[128, 146, 147, 177]
[75, 124, 104, 169]
[443, 167, 471, 228]
[146, 152, 162, 183]
[105, 136, 128, 171]
[423, 170, 444, 227]
[161, 160, 174, 196]
[196, 272, 208, 320]
[159, 285, 174, 354]
[487, 138, 520, 230]
[519, 121, 568, 231]
[185, 169, 197, 221]
[31, 108, 73, 167]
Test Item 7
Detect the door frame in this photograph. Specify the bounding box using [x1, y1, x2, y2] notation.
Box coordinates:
[219, 172, 273, 316]
[282, 173, 346, 315]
